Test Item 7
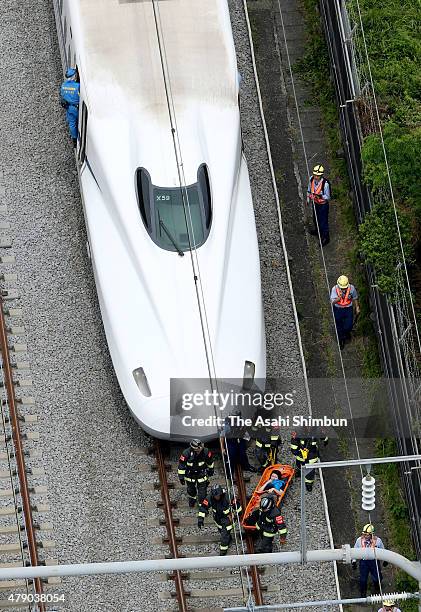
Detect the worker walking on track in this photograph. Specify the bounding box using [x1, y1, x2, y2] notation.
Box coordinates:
[178, 439, 214, 508]
[307, 164, 331, 246]
[377, 601, 401, 612]
[352, 523, 387, 597]
[247, 495, 287, 553]
[197, 484, 242, 556]
[254, 427, 280, 471]
[330, 275, 360, 349]
[290, 433, 327, 492]
[60, 67, 80, 147]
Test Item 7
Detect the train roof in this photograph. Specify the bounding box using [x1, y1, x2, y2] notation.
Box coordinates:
[73, 0, 238, 117]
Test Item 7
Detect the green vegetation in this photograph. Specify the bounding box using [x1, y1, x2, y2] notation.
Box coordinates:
[375, 439, 418, 612]
[359, 200, 414, 294]
[348, 0, 421, 294]
[296, 4, 416, 606]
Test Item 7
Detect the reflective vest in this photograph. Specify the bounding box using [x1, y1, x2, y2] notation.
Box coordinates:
[308, 177, 326, 205]
[335, 286, 352, 307]
[361, 536, 377, 549]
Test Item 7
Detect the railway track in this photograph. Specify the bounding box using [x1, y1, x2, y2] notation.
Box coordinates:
[0, 218, 58, 610]
[138, 440, 281, 612]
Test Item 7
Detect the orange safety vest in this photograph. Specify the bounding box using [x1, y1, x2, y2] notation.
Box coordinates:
[336, 286, 352, 307]
[361, 536, 377, 549]
[308, 177, 326, 205]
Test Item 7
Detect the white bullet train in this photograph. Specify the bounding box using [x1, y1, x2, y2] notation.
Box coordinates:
[54, 0, 266, 439]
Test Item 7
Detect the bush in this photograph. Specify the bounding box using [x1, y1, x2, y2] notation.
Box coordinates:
[349, 0, 421, 291]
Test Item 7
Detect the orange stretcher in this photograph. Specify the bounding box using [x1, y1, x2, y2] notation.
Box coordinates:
[241, 464, 294, 531]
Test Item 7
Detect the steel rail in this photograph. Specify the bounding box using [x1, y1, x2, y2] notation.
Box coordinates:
[235, 465, 263, 606]
[0, 296, 45, 611]
[154, 441, 188, 612]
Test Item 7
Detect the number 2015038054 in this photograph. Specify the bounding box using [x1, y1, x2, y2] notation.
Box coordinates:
[8, 593, 65, 603]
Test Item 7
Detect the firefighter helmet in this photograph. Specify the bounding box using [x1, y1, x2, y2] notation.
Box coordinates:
[260, 496, 274, 511]
[190, 439, 204, 452]
[313, 164, 324, 176]
[383, 602, 395, 608]
[362, 523, 374, 534]
[210, 484, 224, 498]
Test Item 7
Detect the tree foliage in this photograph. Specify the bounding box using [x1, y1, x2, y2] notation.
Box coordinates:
[359, 201, 413, 294]
[351, 0, 421, 292]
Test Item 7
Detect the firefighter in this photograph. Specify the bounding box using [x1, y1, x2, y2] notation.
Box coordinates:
[178, 439, 214, 507]
[290, 433, 328, 492]
[352, 523, 386, 597]
[60, 67, 80, 147]
[197, 484, 242, 555]
[307, 164, 331, 246]
[330, 275, 360, 349]
[222, 413, 257, 473]
[247, 495, 287, 553]
[254, 427, 280, 471]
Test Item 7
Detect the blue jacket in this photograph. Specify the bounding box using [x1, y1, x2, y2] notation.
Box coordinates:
[60, 79, 80, 106]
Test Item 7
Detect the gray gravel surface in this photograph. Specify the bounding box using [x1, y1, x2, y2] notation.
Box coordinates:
[0, 0, 338, 610]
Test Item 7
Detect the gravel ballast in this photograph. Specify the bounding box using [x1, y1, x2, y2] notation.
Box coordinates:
[0, 0, 338, 609]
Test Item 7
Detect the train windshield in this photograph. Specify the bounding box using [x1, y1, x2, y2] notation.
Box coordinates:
[153, 186, 204, 252]
[136, 166, 212, 253]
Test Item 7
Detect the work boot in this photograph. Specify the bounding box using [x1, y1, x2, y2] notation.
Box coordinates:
[220, 549, 228, 556]
[372, 582, 381, 593]
[321, 237, 330, 247]
[188, 498, 196, 508]
[305, 483, 313, 492]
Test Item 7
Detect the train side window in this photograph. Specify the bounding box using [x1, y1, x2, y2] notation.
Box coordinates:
[198, 164, 212, 229]
[136, 168, 152, 230]
[78, 101, 88, 165]
[59, 0, 64, 15]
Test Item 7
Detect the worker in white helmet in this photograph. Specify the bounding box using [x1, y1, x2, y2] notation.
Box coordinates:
[330, 275, 360, 349]
[307, 164, 331, 246]
[352, 524, 386, 597]
[377, 601, 401, 612]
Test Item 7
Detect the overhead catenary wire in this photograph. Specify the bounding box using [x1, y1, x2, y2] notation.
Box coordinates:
[276, 0, 364, 475]
[353, 0, 421, 359]
[274, 8, 389, 597]
[150, 0, 254, 603]
[350, 0, 421, 528]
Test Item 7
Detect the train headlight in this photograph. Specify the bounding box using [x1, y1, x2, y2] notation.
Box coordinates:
[132, 367, 152, 397]
[243, 360, 255, 391]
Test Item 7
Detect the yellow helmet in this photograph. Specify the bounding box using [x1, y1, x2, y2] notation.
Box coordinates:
[362, 523, 374, 534]
[337, 275, 349, 289]
[313, 164, 324, 176]
[383, 601, 395, 607]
